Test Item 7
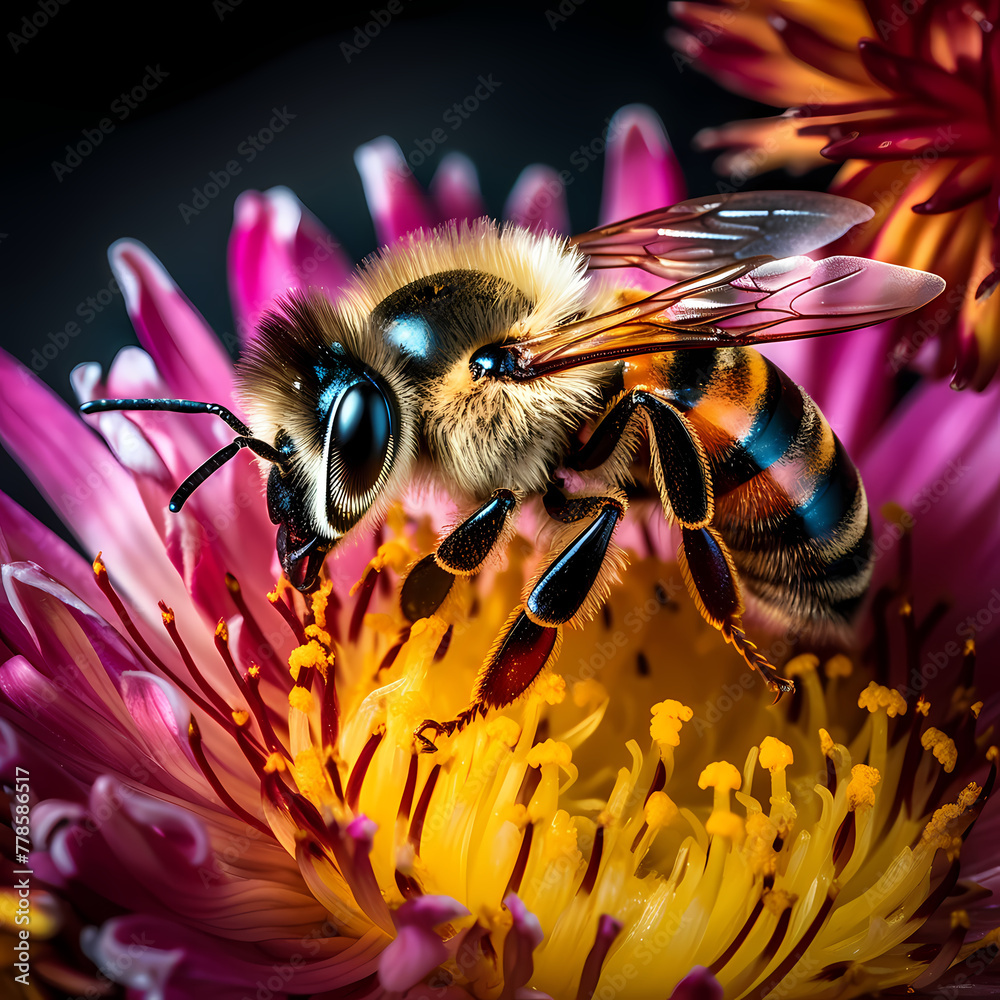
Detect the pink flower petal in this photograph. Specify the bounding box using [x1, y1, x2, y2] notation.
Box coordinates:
[379, 924, 448, 992]
[430, 152, 487, 224]
[109, 239, 236, 407]
[228, 186, 354, 349]
[599, 104, 687, 224]
[0, 490, 113, 622]
[355, 137, 436, 245]
[0, 351, 207, 626]
[503, 165, 571, 235]
[119, 671, 202, 777]
[500, 894, 544, 1000]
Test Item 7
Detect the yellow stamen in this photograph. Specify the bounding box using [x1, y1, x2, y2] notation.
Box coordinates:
[231, 709, 250, 727]
[972, 701, 983, 718]
[847, 764, 881, 810]
[825, 654, 853, 678]
[289, 686, 314, 715]
[921, 727, 958, 773]
[650, 699, 693, 750]
[858, 681, 907, 717]
[264, 752, 285, 773]
[215, 619, 228, 642]
[916, 696, 931, 716]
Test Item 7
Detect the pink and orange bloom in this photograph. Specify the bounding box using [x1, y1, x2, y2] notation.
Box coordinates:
[671, 0, 1000, 389]
[2, 106, 1000, 998]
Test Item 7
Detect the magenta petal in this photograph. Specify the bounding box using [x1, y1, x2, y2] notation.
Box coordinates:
[430, 152, 487, 224]
[669, 966, 724, 1000]
[119, 671, 202, 777]
[379, 924, 448, 992]
[355, 137, 436, 245]
[599, 104, 687, 224]
[109, 239, 236, 406]
[503, 166, 571, 235]
[228, 186, 354, 349]
[500, 893, 544, 1000]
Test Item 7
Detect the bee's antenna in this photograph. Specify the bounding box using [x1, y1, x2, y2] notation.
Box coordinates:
[168, 436, 282, 511]
[80, 397, 284, 511]
[80, 397, 255, 436]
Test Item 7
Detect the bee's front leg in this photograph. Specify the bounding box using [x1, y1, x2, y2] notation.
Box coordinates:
[400, 488, 520, 621]
[415, 489, 626, 750]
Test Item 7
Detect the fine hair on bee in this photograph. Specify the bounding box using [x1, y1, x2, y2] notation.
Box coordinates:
[79, 190, 947, 749]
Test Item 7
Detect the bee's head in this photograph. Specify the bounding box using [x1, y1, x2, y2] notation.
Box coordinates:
[238, 291, 415, 592]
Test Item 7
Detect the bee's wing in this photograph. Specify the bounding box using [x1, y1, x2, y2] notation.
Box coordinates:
[571, 191, 874, 280]
[516, 255, 946, 377]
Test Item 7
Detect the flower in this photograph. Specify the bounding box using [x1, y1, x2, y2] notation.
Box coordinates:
[669, 0, 1000, 390]
[3, 105, 1000, 999]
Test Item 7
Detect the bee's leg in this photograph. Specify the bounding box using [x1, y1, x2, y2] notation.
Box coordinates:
[416, 491, 626, 750]
[400, 488, 519, 622]
[677, 525, 793, 698]
[570, 388, 792, 697]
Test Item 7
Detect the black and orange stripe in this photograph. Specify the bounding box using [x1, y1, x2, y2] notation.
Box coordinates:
[649, 346, 872, 633]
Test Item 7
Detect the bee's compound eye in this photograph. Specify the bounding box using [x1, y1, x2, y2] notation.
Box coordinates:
[331, 381, 392, 492]
[324, 375, 398, 534]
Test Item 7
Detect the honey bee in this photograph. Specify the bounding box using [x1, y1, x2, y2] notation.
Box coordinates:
[80, 191, 944, 747]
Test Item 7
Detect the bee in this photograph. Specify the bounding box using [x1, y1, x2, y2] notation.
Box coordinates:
[80, 190, 944, 748]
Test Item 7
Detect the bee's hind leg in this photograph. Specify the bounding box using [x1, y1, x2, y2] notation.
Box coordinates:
[400, 488, 519, 622]
[678, 525, 794, 699]
[415, 489, 626, 751]
[569, 387, 792, 699]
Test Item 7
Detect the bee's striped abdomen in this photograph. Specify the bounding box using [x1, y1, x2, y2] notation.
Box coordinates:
[655, 347, 873, 634]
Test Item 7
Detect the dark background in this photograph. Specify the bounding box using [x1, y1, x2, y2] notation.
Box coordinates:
[1, 0, 833, 544]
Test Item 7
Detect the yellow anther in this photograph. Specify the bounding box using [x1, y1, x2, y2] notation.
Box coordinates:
[916, 696, 930, 717]
[921, 803, 964, 859]
[160, 606, 175, 625]
[784, 653, 819, 677]
[825, 654, 853, 678]
[964, 638, 975, 656]
[288, 640, 329, 681]
[921, 727, 958, 774]
[759, 737, 793, 772]
[289, 686, 314, 715]
[486, 717, 521, 747]
[951, 910, 970, 930]
[644, 791, 678, 830]
[264, 752, 286, 773]
[972, 701, 983, 719]
[858, 681, 907, 718]
[304, 623, 332, 647]
[762, 888, 797, 917]
[231, 709, 250, 727]
[881, 502, 911, 528]
[651, 700, 694, 749]
[958, 783, 981, 810]
[818, 729, 835, 757]
[293, 748, 327, 802]
[310, 580, 332, 629]
[989, 746, 999, 763]
[93, 552, 106, 576]
[899, 600, 913, 618]
[573, 678, 608, 710]
[502, 803, 530, 829]
[215, 619, 229, 642]
[248, 664, 260, 679]
[847, 764, 880, 811]
[526, 739, 572, 769]
[534, 673, 566, 706]
[706, 811, 744, 842]
[699, 761, 742, 792]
